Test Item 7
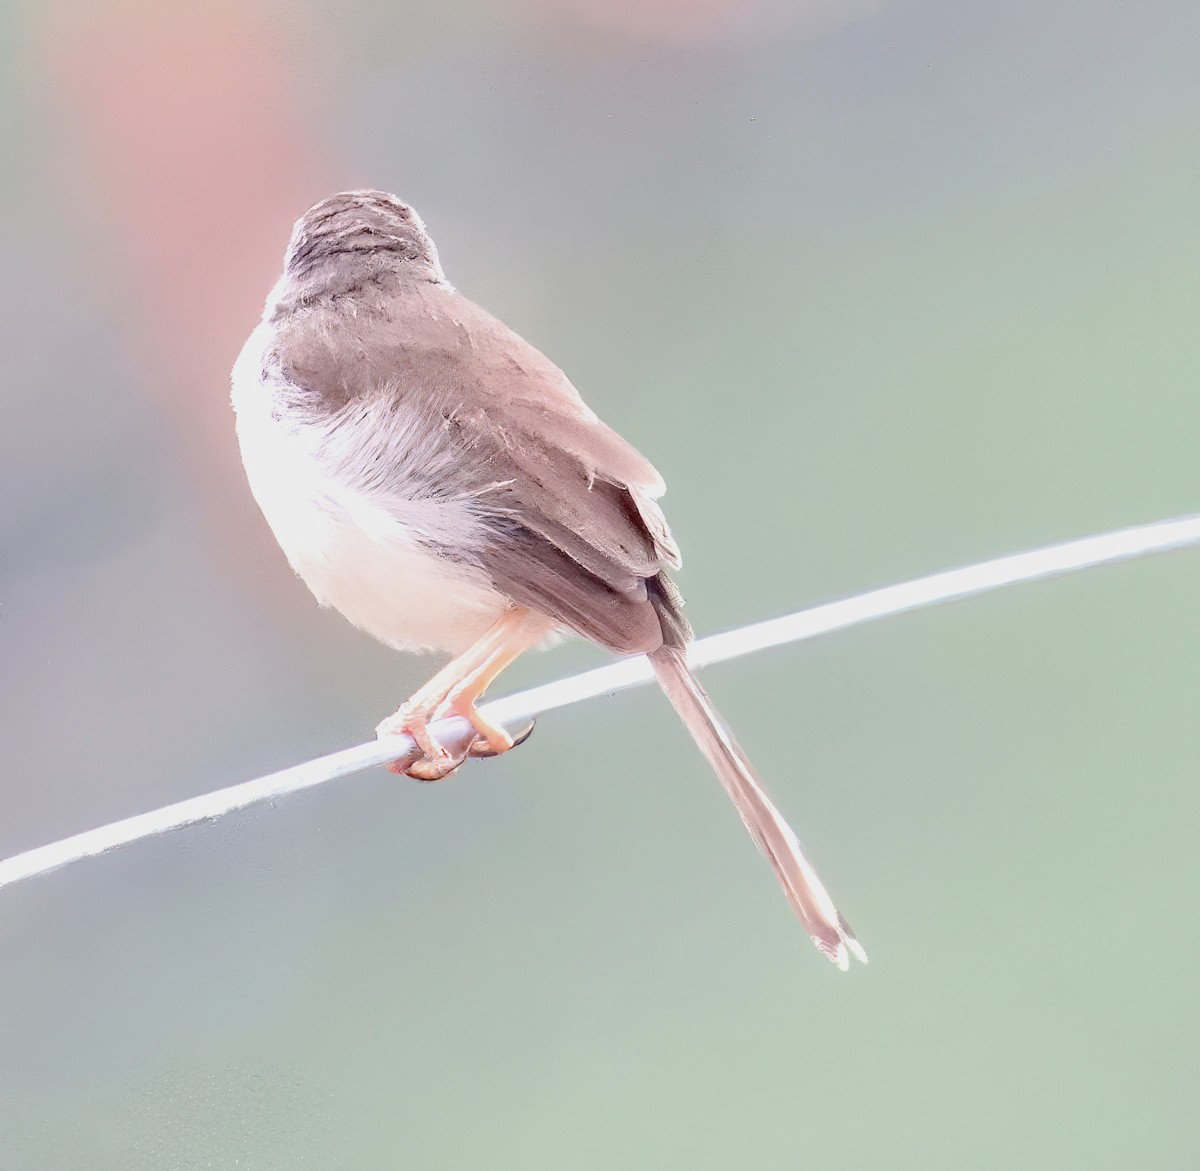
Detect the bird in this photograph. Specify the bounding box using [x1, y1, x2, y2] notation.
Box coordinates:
[231, 190, 865, 969]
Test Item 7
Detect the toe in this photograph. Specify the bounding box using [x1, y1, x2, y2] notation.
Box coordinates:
[468, 718, 535, 758]
[405, 760, 456, 782]
[392, 736, 471, 781]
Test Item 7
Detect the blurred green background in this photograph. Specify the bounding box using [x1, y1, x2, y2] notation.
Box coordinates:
[2, 0, 1198, 1166]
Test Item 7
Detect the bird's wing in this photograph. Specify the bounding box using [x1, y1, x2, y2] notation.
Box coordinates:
[274, 285, 688, 654]
[449, 391, 690, 654]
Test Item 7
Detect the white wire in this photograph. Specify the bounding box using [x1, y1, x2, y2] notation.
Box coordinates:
[2, 513, 1197, 892]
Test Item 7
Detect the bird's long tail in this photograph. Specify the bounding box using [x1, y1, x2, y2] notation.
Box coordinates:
[648, 645, 866, 970]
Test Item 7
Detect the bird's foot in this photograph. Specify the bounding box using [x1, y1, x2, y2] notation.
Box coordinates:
[467, 716, 535, 758]
[376, 703, 467, 781]
[442, 688, 521, 758]
[375, 701, 535, 780]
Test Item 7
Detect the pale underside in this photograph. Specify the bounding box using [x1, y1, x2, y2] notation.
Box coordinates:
[233, 322, 515, 655]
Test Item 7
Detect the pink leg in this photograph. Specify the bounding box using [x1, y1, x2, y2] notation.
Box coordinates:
[376, 607, 553, 780]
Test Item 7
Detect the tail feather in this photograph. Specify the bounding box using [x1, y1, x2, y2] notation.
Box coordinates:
[649, 646, 866, 970]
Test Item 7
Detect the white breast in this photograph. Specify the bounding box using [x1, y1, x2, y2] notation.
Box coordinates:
[231, 325, 509, 656]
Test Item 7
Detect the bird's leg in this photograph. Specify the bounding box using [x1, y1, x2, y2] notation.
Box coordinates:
[376, 607, 551, 780]
[442, 631, 544, 757]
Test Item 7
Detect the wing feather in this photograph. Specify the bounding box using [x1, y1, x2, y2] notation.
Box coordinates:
[271, 283, 688, 651]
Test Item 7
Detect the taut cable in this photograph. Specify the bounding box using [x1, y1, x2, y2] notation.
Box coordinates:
[2, 514, 1197, 892]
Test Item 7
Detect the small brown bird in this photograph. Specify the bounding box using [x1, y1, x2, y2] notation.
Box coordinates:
[232, 191, 864, 968]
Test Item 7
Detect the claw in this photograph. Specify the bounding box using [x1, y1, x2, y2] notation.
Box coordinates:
[393, 745, 471, 782]
[377, 709, 474, 782]
[377, 714, 533, 780]
[468, 718, 535, 758]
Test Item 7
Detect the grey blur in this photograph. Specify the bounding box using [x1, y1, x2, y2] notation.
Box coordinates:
[1, 0, 1198, 1167]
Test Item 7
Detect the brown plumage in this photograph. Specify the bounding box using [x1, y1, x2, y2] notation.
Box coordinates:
[232, 190, 863, 968]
